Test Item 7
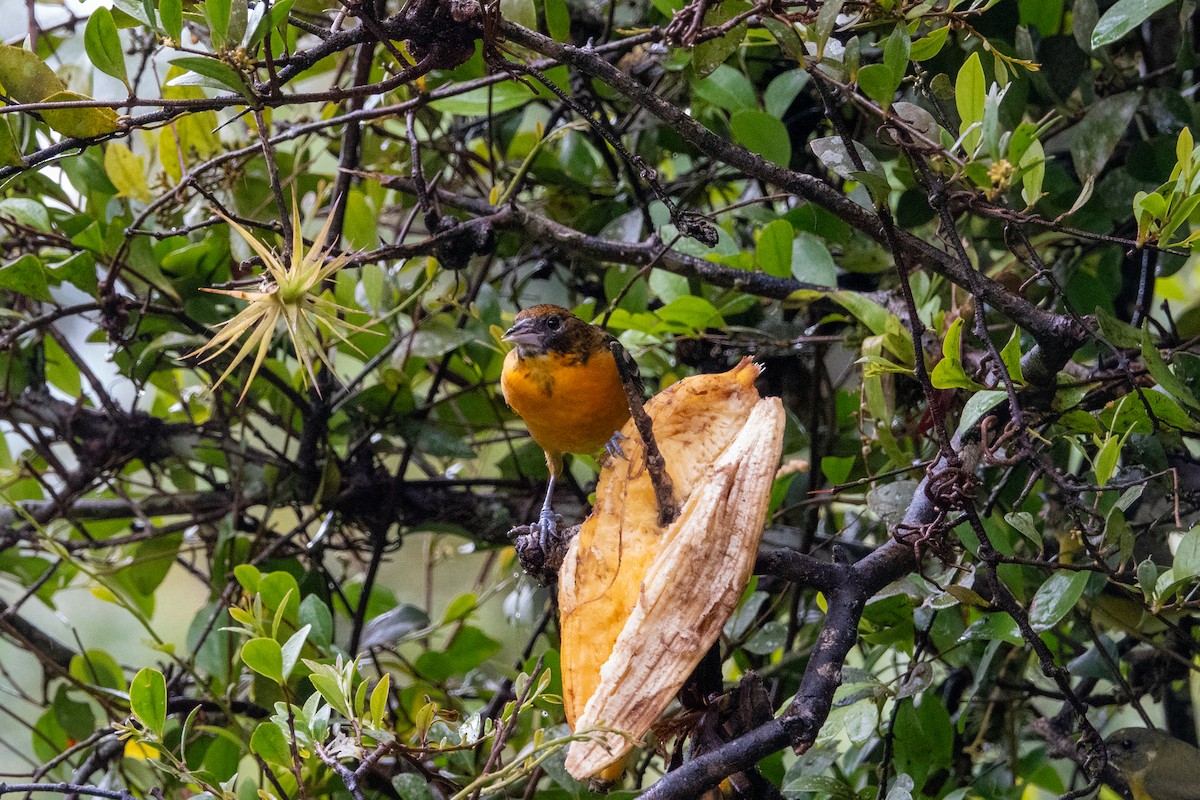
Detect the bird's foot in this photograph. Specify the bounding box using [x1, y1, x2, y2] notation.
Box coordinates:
[605, 430, 629, 461]
[510, 512, 570, 585]
[537, 507, 560, 551]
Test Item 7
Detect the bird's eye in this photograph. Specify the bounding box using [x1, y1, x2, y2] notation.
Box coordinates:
[1120, 739, 1134, 750]
[546, 316, 561, 330]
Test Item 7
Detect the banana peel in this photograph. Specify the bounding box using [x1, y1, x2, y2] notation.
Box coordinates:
[558, 358, 785, 782]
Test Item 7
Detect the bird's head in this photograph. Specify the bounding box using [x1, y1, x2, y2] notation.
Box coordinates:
[1105, 728, 1162, 774]
[503, 304, 602, 358]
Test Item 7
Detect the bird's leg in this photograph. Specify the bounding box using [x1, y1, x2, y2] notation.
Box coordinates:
[604, 430, 628, 461]
[537, 472, 559, 550]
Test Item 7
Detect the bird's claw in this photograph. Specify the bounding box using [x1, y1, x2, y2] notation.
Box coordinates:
[605, 430, 629, 461]
[537, 507, 560, 551]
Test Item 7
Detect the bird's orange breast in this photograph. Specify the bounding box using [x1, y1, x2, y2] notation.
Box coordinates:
[501, 347, 631, 459]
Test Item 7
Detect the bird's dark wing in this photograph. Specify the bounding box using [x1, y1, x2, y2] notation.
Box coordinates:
[606, 334, 645, 400]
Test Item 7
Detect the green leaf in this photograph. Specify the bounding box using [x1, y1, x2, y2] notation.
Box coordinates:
[160, 0, 183, 43]
[205, 0, 232, 49]
[1175, 528, 1200, 578]
[246, 0, 296, 47]
[1005, 511, 1042, 550]
[280, 624, 311, 680]
[1094, 430, 1124, 486]
[1099, 384, 1199, 433]
[692, 0, 750, 78]
[956, 51, 985, 153]
[756, 219, 793, 278]
[1095, 306, 1142, 348]
[429, 82, 535, 116]
[1019, 138, 1045, 206]
[103, 143, 151, 203]
[810, 136, 884, 182]
[250, 721, 292, 766]
[761, 17, 804, 62]
[0, 45, 65, 102]
[0, 198, 50, 231]
[959, 613, 1022, 645]
[649, 268, 689, 302]
[414, 626, 500, 682]
[999, 328, 1025, 383]
[1020, 0, 1063, 33]
[782, 775, 850, 797]
[500, 0, 536, 30]
[892, 696, 953, 788]
[657, 295, 724, 332]
[955, 390, 1006, 437]
[813, 0, 844, 56]
[368, 674, 391, 729]
[70, 649, 127, 691]
[0, 118, 22, 166]
[883, 25, 911, 83]
[1028, 570, 1090, 631]
[792, 232, 837, 287]
[930, 317, 985, 390]
[299, 594, 334, 647]
[692, 64, 756, 112]
[909, 25, 949, 61]
[168, 56, 247, 94]
[39, 335, 75, 398]
[1138, 558, 1158, 603]
[820, 455, 855, 485]
[1141, 330, 1200, 413]
[544, 0, 569, 40]
[307, 668, 351, 718]
[730, 109, 791, 167]
[1073, 0, 1100, 50]
[130, 668, 167, 737]
[1070, 92, 1139, 182]
[1105, 504, 1135, 566]
[233, 563, 261, 592]
[126, 533, 182, 596]
[39, 92, 121, 138]
[392, 774, 434, 800]
[241, 637, 284, 683]
[830, 291, 894, 337]
[406, 322, 474, 359]
[857, 63, 899, 109]
[85, 8, 128, 85]
[226, 0, 248, 47]
[1091, 0, 1175, 48]
[0, 255, 52, 302]
[111, 0, 152, 26]
[764, 69, 808, 118]
[257, 572, 302, 620]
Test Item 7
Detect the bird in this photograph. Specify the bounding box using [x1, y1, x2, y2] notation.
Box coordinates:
[500, 304, 640, 546]
[1105, 727, 1200, 800]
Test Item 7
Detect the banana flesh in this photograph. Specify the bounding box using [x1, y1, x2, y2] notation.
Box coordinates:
[558, 358, 785, 781]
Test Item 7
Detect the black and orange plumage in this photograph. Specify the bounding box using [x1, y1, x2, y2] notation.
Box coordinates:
[500, 304, 641, 541]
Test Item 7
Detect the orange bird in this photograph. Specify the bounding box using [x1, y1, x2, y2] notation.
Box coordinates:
[500, 305, 640, 543]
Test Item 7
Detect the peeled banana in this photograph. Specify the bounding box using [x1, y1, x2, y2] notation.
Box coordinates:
[558, 358, 786, 781]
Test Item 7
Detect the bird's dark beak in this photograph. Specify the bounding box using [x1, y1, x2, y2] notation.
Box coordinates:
[502, 319, 541, 347]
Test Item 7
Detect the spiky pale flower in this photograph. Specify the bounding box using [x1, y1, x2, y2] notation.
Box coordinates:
[187, 205, 376, 402]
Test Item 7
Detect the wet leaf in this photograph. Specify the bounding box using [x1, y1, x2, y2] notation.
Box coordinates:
[1091, 0, 1175, 48]
[1029, 570, 1090, 631]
